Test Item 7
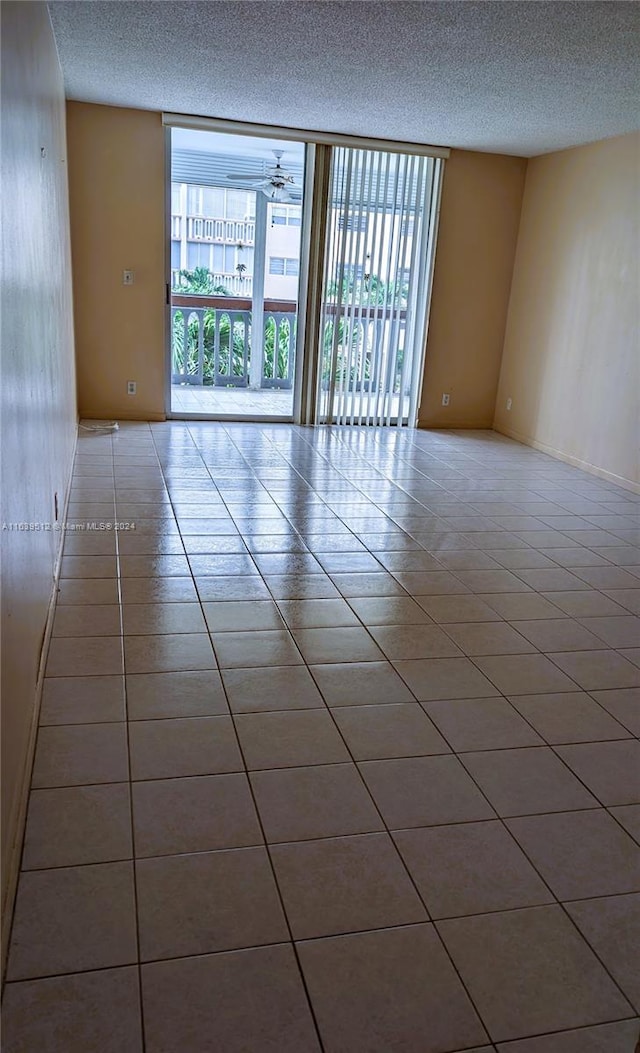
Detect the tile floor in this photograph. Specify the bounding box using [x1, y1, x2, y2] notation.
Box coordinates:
[4, 421, 640, 1053]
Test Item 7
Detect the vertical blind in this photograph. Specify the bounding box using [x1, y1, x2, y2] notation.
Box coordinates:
[317, 147, 440, 427]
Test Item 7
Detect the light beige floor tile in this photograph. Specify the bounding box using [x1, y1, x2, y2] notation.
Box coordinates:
[581, 616, 640, 648]
[23, 784, 132, 869]
[368, 623, 462, 660]
[136, 847, 288, 960]
[202, 599, 286, 632]
[509, 691, 631, 743]
[126, 670, 228, 719]
[263, 574, 341, 599]
[444, 622, 536, 656]
[391, 571, 471, 595]
[60, 555, 118, 579]
[132, 773, 262, 856]
[211, 629, 303, 668]
[495, 1019, 640, 1052]
[359, 755, 495, 828]
[52, 604, 121, 638]
[394, 820, 553, 918]
[235, 709, 350, 769]
[394, 657, 497, 700]
[455, 569, 532, 594]
[222, 664, 325, 712]
[141, 945, 321, 1053]
[417, 594, 502, 623]
[514, 568, 591, 592]
[46, 636, 123, 677]
[122, 603, 206, 635]
[129, 716, 242, 780]
[506, 809, 640, 898]
[555, 739, 640, 805]
[549, 649, 640, 691]
[511, 618, 606, 652]
[298, 924, 487, 1053]
[117, 533, 185, 555]
[474, 653, 578, 695]
[332, 703, 450, 759]
[479, 593, 566, 620]
[292, 626, 384, 664]
[271, 832, 426, 939]
[574, 566, 640, 589]
[124, 633, 216, 674]
[40, 675, 125, 724]
[7, 862, 137, 980]
[566, 894, 640, 1011]
[276, 598, 359, 628]
[609, 804, 640, 843]
[328, 571, 407, 597]
[423, 697, 543, 751]
[309, 661, 415, 706]
[119, 554, 191, 578]
[603, 589, 640, 615]
[438, 906, 631, 1042]
[542, 591, 629, 617]
[120, 576, 199, 604]
[250, 763, 384, 842]
[1, 967, 143, 1053]
[347, 596, 434, 625]
[589, 687, 640, 735]
[32, 723, 129, 787]
[461, 746, 598, 815]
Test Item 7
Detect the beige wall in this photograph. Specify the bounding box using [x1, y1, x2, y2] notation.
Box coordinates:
[1, 2, 77, 943]
[67, 107, 527, 427]
[494, 133, 640, 489]
[418, 150, 527, 427]
[67, 103, 166, 420]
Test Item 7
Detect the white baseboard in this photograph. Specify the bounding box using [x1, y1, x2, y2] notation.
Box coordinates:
[1, 423, 79, 973]
[493, 423, 640, 495]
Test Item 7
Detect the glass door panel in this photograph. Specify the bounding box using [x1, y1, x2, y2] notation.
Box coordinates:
[169, 128, 305, 419]
[317, 146, 438, 427]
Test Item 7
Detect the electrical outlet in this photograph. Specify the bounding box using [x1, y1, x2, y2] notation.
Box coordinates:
[127, 381, 137, 395]
[441, 393, 450, 407]
[123, 270, 134, 285]
[506, 397, 512, 411]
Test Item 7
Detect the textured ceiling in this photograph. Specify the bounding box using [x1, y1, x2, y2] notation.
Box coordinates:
[49, 1, 640, 157]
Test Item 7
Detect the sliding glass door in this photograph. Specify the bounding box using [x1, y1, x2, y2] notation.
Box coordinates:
[316, 147, 441, 427]
[168, 127, 306, 420]
[164, 116, 445, 426]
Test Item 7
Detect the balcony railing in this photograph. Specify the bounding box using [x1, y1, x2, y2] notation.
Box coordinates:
[171, 295, 296, 390]
[171, 214, 255, 245]
[171, 270, 253, 297]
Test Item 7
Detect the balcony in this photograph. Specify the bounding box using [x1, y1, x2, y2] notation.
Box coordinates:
[171, 294, 296, 413]
[171, 293, 409, 418]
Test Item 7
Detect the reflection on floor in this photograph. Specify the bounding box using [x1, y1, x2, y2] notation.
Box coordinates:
[4, 421, 640, 1052]
[171, 385, 293, 416]
[170, 384, 409, 421]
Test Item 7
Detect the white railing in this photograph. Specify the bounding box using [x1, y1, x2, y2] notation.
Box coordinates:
[171, 215, 255, 244]
[171, 270, 253, 296]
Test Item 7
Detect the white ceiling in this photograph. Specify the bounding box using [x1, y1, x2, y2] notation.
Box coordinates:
[48, 0, 640, 157]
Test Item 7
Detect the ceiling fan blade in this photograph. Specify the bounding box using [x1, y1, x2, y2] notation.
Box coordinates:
[227, 173, 268, 182]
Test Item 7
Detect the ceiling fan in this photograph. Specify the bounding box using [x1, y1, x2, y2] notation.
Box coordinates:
[227, 150, 299, 201]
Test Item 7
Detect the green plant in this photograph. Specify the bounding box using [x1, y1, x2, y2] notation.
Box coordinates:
[174, 267, 230, 296]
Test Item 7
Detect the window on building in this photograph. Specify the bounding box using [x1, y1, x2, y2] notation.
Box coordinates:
[338, 213, 369, 232]
[187, 243, 211, 270]
[269, 256, 299, 277]
[226, 189, 253, 220]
